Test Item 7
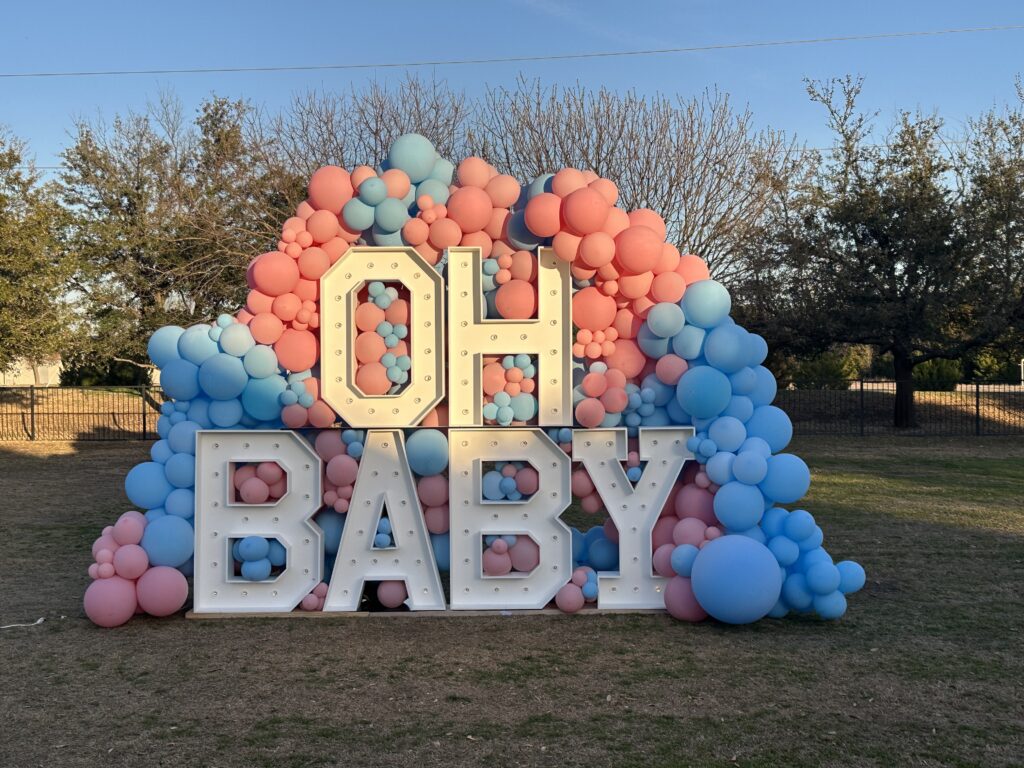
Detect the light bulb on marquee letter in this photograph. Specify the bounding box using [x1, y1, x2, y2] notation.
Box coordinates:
[193, 430, 323, 613]
[324, 430, 445, 612]
[572, 427, 694, 609]
[320, 246, 445, 428]
[448, 428, 572, 609]
[446, 246, 572, 426]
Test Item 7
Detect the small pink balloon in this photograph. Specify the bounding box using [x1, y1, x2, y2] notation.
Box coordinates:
[377, 580, 407, 609]
[113, 544, 149, 580]
[653, 543, 677, 577]
[555, 583, 586, 613]
[515, 467, 539, 495]
[652, 516, 678, 549]
[135, 566, 189, 617]
[602, 518, 619, 544]
[84, 575, 138, 627]
[704, 525, 723, 541]
[672, 517, 708, 547]
[571, 469, 595, 497]
[482, 548, 513, 576]
[92, 534, 118, 559]
[326, 454, 359, 486]
[333, 498, 350, 513]
[87, 563, 100, 580]
[424, 505, 450, 534]
[314, 431, 347, 462]
[256, 461, 284, 485]
[674, 485, 717, 525]
[664, 576, 707, 622]
[323, 490, 338, 506]
[268, 478, 287, 498]
[490, 538, 509, 555]
[695, 471, 711, 488]
[239, 476, 271, 504]
[96, 548, 115, 565]
[509, 537, 540, 572]
[580, 493, 603, 514]
[102, 525, 114, 536]
[708, 482, 720, 493]
[417, 475, 449, 507]
[313, 581, 329, 598]
[233, 464, 257, 490]
[300, 593, 319, 611]
[112, 516, 145, 546]
[571, 567, 589, 587]
[98, 562, 116, 579]
[281, 403, 308, 429]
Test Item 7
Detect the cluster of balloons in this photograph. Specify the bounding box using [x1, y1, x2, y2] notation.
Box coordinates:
[555, 566, 600, 612]
[279, 372, 335, 429]
[232, 462, 287, 504]
[353, 282, 413, 396]
[83, 511, 190, 627]
[482, 355, 538, 426]
[232, 535, 287, 581]
[482, 535, 541, 576]
[482, 461, 538, 502]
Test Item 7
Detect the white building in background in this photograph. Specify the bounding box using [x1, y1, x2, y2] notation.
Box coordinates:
[0, 357, 62, 386]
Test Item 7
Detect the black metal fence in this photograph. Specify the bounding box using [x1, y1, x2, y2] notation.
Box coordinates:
[0, 381, 1022, 440]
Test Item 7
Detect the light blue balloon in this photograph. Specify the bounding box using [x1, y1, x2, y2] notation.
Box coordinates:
[141, 515, 194, 567]
[680, 280, 731, 329]
[415, 178, 450, 206]
[405, 429, 448, 476]
[813, 590, 847, 619]
[806, 562, 841, 595]
[148, 326, 184, 367]
[527, 173, 554, 198]
[164, 452, 196, 488]
[713, 481, 766, 530]
[342, 198, 375, 231]
[243, 345, 278, 379]
[670, 543, 699, 577]
[161, 358, 201, 401]
[241, 558, 272, 581]
[671, 325, 705, 360]
[582, 582, 599, 600]
[782, 572, 814, 611]
[267, 539, 287, 567]
[691, 535, 783, 624]
[746, 333, 769, 366]
[798, 525, 824, 551]
[358, 176, 387, 206]
[732, 451, 768, 485]
[428, 157, 455, 185]
[374, 532, 393, 549]
[125, 461, 173, 509]
[186, 397, 212, 428]
[242, 375, 287, 421]
[168, 420, 202, 455]
[165, 487, 194, 518]
[206, 398, 242, 428]
[676, 366, 732, 419]
[646, 302, 685, 338]
[510, 393, 537, 422]
[705, 451, 736, 485]
[729, 367, 757, 396]
[370, 223, 405, 246]
[749, 366, 778, 407]
[482, 470, 504, 500]
[783, 509, 816, 541]
[637, 325, 672, 359]
[431, 532, 451, 571]
[708, 416, 746, 453]
[387, 134, 436, 183]
[704, 324, 752, 374]
[316, 510, 345, 555]
[198, 353, 248, 401]
[238, 535, 270, 562]
[745, 405, 792, 453]
[507, 210, 543, 250]
[759, 453, 810, 503]
[767, 535, 800, 566]
[177, 325, 219, 365]
[760, 506, 789, 538]
[151, 439, 173, 464]
[219, 324, 255, 357]
[722, 395, 754, 423]
[837, 561, 866, 594]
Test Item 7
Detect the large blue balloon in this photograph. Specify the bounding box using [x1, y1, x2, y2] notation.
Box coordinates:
[636, 325, 672, 359]
[588, 537, 619, 571]
[745, 405, 792, 453]
[676, 366, 732, 419]
[703, 324, 751, 373]
[140, 515, 194, 567]
[691, 535, 783, 624]
[125, 461, 173, 509]
[199, 353, 249, 400]
[749, 366, 778, 407]
[758, 453, 811, 503]
[242, 345, 278, 379]
[713, 481, 765, 530]
[147, 326, 184, 368]
[374, 197, 409, 232]
[671, 325, 705, 360]
[177, 325, 219, 365]
[316, 510, 345, 555]
[387, 134, 436, 183]
[167, 420, 202, 455]
[208, 398, 244, 427]
[165, 487, 195, 518]
[241, 375, 287, 421]
[708, 416, 746, 453]
[160, 358, 201, 401]
[405, 429, 449, 476]
[342, 198, 375, 231]
[164, 452, 195, 488]
[415, 178, 450, 206]
[646, 302, 685, 338]
[680, 280, 731, 329]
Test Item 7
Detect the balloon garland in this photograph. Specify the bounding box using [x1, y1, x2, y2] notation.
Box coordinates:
[83, 133, 864, 627]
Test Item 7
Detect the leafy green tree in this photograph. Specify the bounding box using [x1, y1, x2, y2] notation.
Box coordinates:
[741, 77, 1024, 427]
[0, 131, 70, 381]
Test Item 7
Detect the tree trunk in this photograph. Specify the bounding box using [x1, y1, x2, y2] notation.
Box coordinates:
[892, 349, 916, 429]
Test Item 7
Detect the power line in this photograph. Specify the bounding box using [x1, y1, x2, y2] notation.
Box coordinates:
[1, 24, 1022, 80]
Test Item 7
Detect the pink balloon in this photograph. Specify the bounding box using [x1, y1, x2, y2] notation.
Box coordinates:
[239, 477, 271, 504]
[571, 567, 589, 586]
[664, 576, 707, 622]
[652, 516, 678, 549]
[135, 566, 189, 617]
[314, 431, 347, 462]
[92, 534, 118, 559]
[675, 485, 717, 525]
[377, 580, 407, 609]
[113, 544, 149, 580]
[602, 518, 619, 544]
[424, 505, 450, 534]
[256, 461, 284, 485]
[417, 475, 449, 507]
[83, 576, 138, 627]
[580, 493, 603, 514]
[490, 538, 509, 555]
[509, 536, 540, 572]
[88, 563, 99, 580]
[672, 517, 708, 547]
[653, 543, 677, 577]
[555, 583, 585, 613]
[98, 562, 115, 579]
[95, 548, 114, 565]
[515, 467, 539, 495]
[570, 469, 595, 497]
[326, 454, 359, 486]
[281, 404, 308, 429]
[300, 593, 320, 611]
[233, 464, 257, 490]
[482, 548, 513, 576]
[313, 581, 329, 598]
[112, 515, 145, 546]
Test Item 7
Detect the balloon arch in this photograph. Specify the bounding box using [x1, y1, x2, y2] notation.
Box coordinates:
[82, 133, 864, 628]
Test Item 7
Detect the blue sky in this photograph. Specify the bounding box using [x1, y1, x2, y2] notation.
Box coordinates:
[3, 0, 1022, 172]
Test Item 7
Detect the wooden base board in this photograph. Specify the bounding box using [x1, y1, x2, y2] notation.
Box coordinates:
[185, 608, 667, 620]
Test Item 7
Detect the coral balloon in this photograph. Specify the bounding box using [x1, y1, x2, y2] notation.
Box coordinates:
[627, 208, 667, 241]
[307, 166, 353, 214]
[381, 168, 411, 199]
[355, 362, 391, 395]
[485, 174, 520, 208]
[252, 252, 300, 297]
[562, 187, 610, 235]
[523, 193, 562, 238]
[136, 566, 190, 617]
[248, 313, 285, 345]
[428, 218, 463, 249]
[273, 329, 318, 372]
[456, 157, 492, 188]
[446, 186, 492, 233]
[297, 247, 330, 280]
[571, 286, 617, 331]
[614, 226, 662, 274]
[551, 168, 587, 197]
[84, 576, 138, 627]
[306, 210, 340, 244]
[495, 279, 537, 319]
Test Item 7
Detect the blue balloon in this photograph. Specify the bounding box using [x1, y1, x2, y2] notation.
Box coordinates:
[734, 525, 768, 544]
[806, 562, 841, 595]
[208, 398, 244, 428]
[164, 452, 195, 488]
[813, 590, 847, 619]
[836, 561, 866, 594]
[691, 536, 783, 624]
[510, 393, 538, 422]
[637, 325, 672, 358]
[141, 515, 194, 567]
[713, 481, 765, 531]
[219, 324, 255, 357]
[160, 358, 201, 401]
[242, 345, 278, 379]
[783, 509, 816, 541]
[168, 420, 202, 455]
[732, 450, 768, 484]
[415, 178, 450, 206]
[387, 134, 436, 183]
[571, 527, 586, 563]
[582, 582, 599, 600]
[798, 525, 824, 552]
[374, 197, 409, 232]
[671, 325, 705, 360]
[670, 543, 699, 577]
[507, 210, 543, 250]
[150, 439, 173, 464]
[746, 333, 769, 366]
[527, 173, 554, 198]
[588, 537, 619, 571]
[705, 451, 736, 485]
[148, 326, 184, 367]
[165, 487, 194, 518]
[358, 176, 387, 206]
[374, 532, 393, 549]
[728, 367, 757, 396]
[405, 429, 449, 476]
[759, 453, 811, 503]
[241, 558, 272, 581]
[482, 470, 504, 500]
[676, 366, 732, 419]
[782, 572, 814, 611]
[740, 436, 773, 457]
[177, 325, 219, 365]
[125, 461, 173, 509]
[708, 416, 746, 452]
[760, 506, 789, 538]
[428, 157, 454, 185]
[242, 375, 287, 421]
[767, 535, 800, 566]
[267, 539, 287, 567]
[745, 405, 792, 453]
[749, 366, 778, 407]
[199, 353, 249, 401]
[646, 302, 685, 338]
[703, 324, 751, 373]
[238, 535, 270, 562]
[797, 546, 832, 573]
[342, 198, 375, 231]
[722, 395, 754, 423]
[680, 280, 731, 329]
[370, 223, 405, 247]
[186, 397, 212, 429]
[431, 532, 451, 571]
[316, 510, 345, 555]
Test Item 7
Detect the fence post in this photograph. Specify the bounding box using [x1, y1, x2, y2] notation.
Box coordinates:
[859, 379, 865, 437]
[141, 385, 147, 440]
[29, 385, 36, 440]
[975, 382, 982, 436]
